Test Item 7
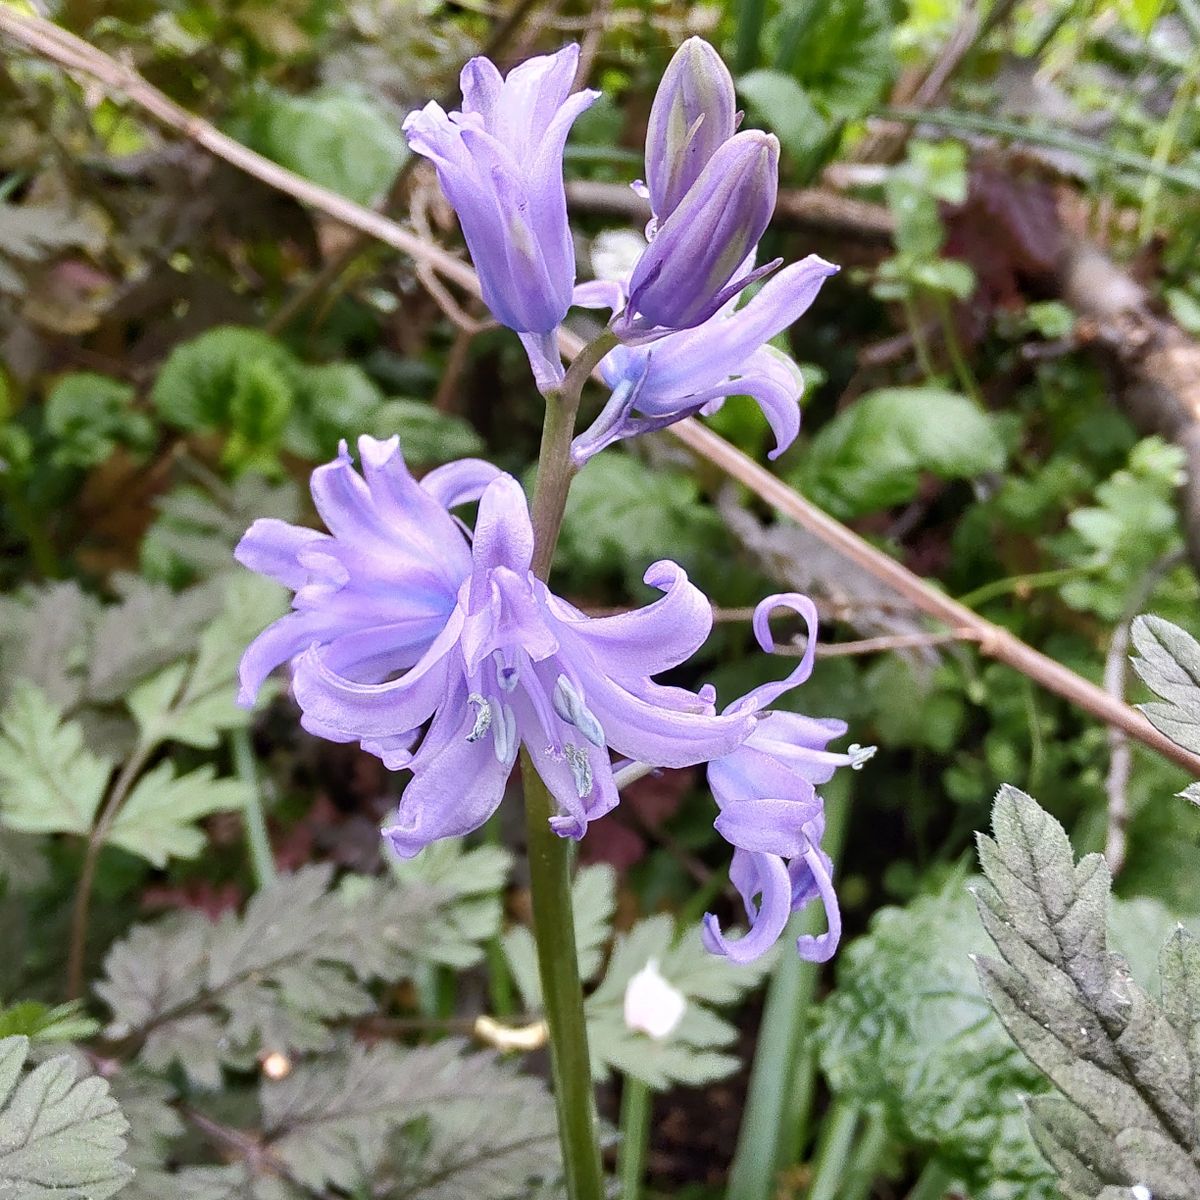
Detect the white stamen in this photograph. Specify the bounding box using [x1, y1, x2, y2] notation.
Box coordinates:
[563, 743, 593, 798]
[466, 694, 492, 742]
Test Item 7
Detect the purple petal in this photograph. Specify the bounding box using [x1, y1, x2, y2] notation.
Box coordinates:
[714, 796, 824, 857]
[702, 850, 792, 964]
[470, 475, 534, 579]
[420, 458, 504, 509]
[726, 593, 820, 716]
[793, 844, 841, 962]
[235, 519, 330, 590]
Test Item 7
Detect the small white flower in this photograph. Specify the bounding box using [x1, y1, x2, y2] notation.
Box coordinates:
[1131, 1186, 1152, 1200]
[623, 958, 686, 1040]
[591, 229, 648, 284]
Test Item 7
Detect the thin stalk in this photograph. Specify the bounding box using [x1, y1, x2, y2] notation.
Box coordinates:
[520, 329, 616, 1200]
[956, 561, 1103, 609]
[804, 1098, 860, 1200]
[726, 775, 853, 1200]
[231, 728, 276, 889]
[900, 296, 938, 380]
[617, 1074, 652, 1199]
[1138, 56, 1200, 243]
[67, 741, 154, 999]
[906, 1158, 955, 1200]
[838, 1108, 888, 1200]
[521, 756, 604, 1200]
[932, 291, 982, 405]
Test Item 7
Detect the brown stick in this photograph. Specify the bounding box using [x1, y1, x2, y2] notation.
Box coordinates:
[6, 7, 1199, 777]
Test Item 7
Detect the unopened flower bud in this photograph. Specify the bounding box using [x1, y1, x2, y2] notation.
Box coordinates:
[619, 131, 780, 337]
[645, 37, 737, 224]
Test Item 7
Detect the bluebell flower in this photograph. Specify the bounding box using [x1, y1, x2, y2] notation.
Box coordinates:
[403, 45, 598, 391]
[573, 256, 838, 462]
[614, 131, 782, 339]
[701, 594, 872, 964]
[642, 37, 737, 228]
[236, 437, 753, 856]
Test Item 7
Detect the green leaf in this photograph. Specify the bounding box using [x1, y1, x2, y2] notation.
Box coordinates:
[797, 387, 1006, 519]
[974, 785, 1200, 1198]
[737, 70, 830, 164]
[283, 361, 384, 460]
[384, 839, 513, 969]
[585, 916, 771, 1089]
[0, 682, 110, 836]
[0, 1001, 98, 1044]
[45, 373, 155, 470]
[223, 356, 294, 474]
[105, 764, 249, 868]
[1131, 614, 1200, 755]
[152, 327, 296, 434]
[0, 1035, 132, 1199]
[242, 87, 407, 205]
[817, 876, 1056, 1197]
[503, 863, 615, 1009]
[363, 398, 485, 465]
[772, 0, 894, 121]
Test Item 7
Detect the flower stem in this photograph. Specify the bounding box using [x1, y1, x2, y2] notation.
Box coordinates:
[521, 328, 617, 1200]
[521, 754, 605, 1200]
[905, 1158, 955, 1200]
[529, 331, 618, 577]
[618, 1075, 652, 1199]
[804, 1097, 860, 1200]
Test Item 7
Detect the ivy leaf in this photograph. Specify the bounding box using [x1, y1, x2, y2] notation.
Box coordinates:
[797, 387, 1006, 520]
[585, 915, 771, 1089]
[503, 864, 615, 1010]
[1131, 613, 1200, 755]
[105, 764, 250, 868]
[0, 1034, 133, 1199]
[0, 682, 110, 836]
[817, 876, 1056, 1198]
[974, 784, 1200, 1199]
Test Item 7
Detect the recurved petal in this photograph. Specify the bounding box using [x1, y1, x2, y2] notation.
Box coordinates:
[792, 843, 841, 962]
[714, 796, 824, 857]
[725, 593, 820, 716]
[702, 849, 792, 964]
[420, 458, 505, 509]
[237, 609, 342, 706]
[383, 706, 515, 858]
[289, 608, 463, 739]
[235, 518, 330, 591]
[559, 560, 713, 676]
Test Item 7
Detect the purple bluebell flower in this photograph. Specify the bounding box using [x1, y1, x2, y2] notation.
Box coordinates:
[613, 131, 782, 340]
[642, 37, 737, 227]
[403, 45, 597, 391]
[572, 256, 838, 462]
[235, 436, 753, 856]
[701, 595, 872, 964]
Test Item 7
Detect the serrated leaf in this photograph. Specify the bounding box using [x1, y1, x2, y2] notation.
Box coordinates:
[0, 1035, 132, 1199]
[503, 863, 614, 1009]
[817, 876, 1055, 1198]
[797, 387, 1006, 520]
[1132, 614, 1200, 755]
[585, 916, 770, 1089]
[106, 764, 249, 867]
[0, 682, 110, 836]
[974, 785, 1200, 1198]
[45, 373, 154, 470]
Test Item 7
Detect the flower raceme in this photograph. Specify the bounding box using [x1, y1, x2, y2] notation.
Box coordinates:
[403, 45, 597, 391]
[236, 437, 751, 855]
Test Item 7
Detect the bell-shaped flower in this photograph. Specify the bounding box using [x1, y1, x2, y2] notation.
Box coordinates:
[701, 594, 873, 965]
[572, 255, 838, 463]
[403, 45, 598, 391]
[235, 437, 753, 858]
[643, 37, 737, 227]
[613, 131, 781, 341]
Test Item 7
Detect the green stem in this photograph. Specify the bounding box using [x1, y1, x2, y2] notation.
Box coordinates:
[906, 1159, 955, 1200]
[956, 561, 1103, 609]
[231, 727, 276, 889]
[932, 292, 982, 406]
[521, 754, 604, 1200]
[726, 776, 853, 1200]
[804, 1098, 860, 1200]
[521, 329, 616, 1200]
[617, 1074, 652, 1199]
[838, 1108, 888, 1200]
[900, 296, 938, 381]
